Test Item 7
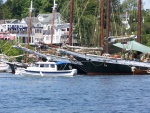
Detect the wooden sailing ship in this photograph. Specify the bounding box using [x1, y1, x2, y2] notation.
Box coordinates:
[58, 0, 150, 75]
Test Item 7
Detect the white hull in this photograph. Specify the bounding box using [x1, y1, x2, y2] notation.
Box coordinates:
[15, 67, 26, 75]
[18, 61, 77, 77]
[0, 62, 9, 72]
[21, 69, 77, 77]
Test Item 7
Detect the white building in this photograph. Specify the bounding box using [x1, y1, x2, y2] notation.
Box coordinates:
[0, 12, 77, 45]
[0, 24, 5, 33]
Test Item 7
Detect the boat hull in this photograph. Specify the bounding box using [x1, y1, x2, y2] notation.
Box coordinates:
[0, 63, 9, 72]
[57, 63, 87, 74]
[21, 69, 77, 77]
[74, 56, 149, 75]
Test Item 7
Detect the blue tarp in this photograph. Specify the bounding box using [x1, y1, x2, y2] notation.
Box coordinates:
[56, 61, 69, 65]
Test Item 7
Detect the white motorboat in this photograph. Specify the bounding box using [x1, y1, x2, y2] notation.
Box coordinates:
[15, 67, 26, 75]
[20, 61, 77, 77]
[0, 62, 9, 72]
[0, 54, 10, 72]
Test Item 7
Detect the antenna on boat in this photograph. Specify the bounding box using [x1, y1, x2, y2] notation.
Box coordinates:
[106, 0, 110, 53]
[50, 0, 57, 46]
[69, 0, 74, 46]
[137, 0, 142, 43]
[53, 0, 57, 10]
[26, 0, 33, 63]
[100, 0, 104, 48]
[30, 0, 33, 12]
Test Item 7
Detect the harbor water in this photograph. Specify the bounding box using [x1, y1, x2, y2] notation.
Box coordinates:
[0, 73, 150, 113]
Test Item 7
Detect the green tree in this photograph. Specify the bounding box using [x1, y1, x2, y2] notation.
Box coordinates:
[2, 0, 13, 19]
[0, 0, 3, 19]
[121, 0, 138, 11]
[0, 0, 149, 48]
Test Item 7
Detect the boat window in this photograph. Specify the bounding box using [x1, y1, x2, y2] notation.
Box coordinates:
[50, 64, 55, 68]
[61, 28, 66, 31]
[44, 64, 49, 67]
[34, 64, 39, 67]
[40, 64, 44, 67]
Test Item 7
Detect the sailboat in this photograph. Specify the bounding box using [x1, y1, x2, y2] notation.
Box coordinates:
[0, 30, 15, 73]
[58, 0, 150, 75]
[58, 45, 150, 75]
[10, 0, 87, 75]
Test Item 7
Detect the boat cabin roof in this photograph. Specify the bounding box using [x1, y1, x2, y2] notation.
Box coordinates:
[34, 62, 56, 65]
[33, 62, 57, 68]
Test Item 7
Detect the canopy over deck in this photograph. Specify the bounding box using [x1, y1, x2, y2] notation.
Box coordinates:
[113, 40, 150, 53]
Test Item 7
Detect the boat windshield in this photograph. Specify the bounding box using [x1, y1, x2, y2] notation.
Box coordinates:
[33, 63, 55, 68]
[40, 64, 44, 67]
[33, 64, 39, 67]
[44, 64, 49, 67]
[50, 64, 55, 68]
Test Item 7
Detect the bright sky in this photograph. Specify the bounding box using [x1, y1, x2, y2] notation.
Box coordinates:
[3, 0, 6, 3]
[143, 0, 150, 9]
[120, 0, 150, 9]
[2, 0, 150, 9]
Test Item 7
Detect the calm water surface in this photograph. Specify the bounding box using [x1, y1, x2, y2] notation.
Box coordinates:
[0, 73, 150, 113]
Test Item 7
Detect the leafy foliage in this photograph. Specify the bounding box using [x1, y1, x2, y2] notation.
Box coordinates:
[0, 40, 23, 57]
[0, 0, 149, 55]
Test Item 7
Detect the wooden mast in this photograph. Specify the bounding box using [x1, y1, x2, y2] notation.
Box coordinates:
[50, 0, 57, 46]
[26, 0, 33, 63]
[137, 0, 142, 43]
[69, 0, 74, 46]
[100, 0, 104, 48]
[106, 0, 110, 53]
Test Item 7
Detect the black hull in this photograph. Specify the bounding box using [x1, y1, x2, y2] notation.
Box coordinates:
[7, 62, 28, 74]
[74, 56, 148, 75]
[57, 63, 87, 74]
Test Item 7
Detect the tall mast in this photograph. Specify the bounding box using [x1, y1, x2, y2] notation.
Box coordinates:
[106, 0, 110, 53]
[26, 0, 33, 63]
[69, 0, 74, 46]
[100, 0, 104, 48]
[50, 0, 57, 46]
[137, 0, 142, 43]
